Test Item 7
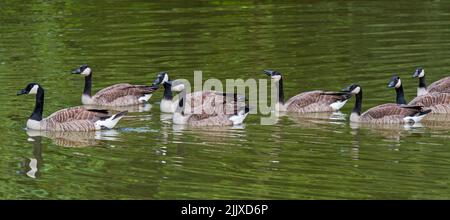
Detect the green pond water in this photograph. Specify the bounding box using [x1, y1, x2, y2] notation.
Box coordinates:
[1, 0, 450, 199]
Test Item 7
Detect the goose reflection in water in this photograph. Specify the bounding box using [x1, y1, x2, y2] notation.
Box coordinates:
[21, 136, 43, 179]
[171, 124, 247, 143]
[350, 122, 426, 141]
[26, 129, 120, 148]
[286, 111, 347, 128]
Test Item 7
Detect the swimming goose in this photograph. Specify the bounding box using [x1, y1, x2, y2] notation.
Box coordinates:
[71, 64, 159, 106]
[413, 68, 450, 96]
[262, 70, 351, 113]
[17, 83, 127, 131]
[172, 97, 250, 126]
[153, 79, 245, 115]
[388, 75, 450, 113]
[342, 84, 431, 124]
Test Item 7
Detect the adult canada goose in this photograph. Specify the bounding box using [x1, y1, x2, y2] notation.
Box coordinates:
[262, 70, 351, 113]
[71, 64, 159, 106]
[17, 83, 127, 131]
[413, 68, 450, 96]
[153, 78, 245, 115]
[388, 75, 450, 113]
[151, 72, 175, 113]
[172, 97, 250, 126]
[342, 84, 431, 124]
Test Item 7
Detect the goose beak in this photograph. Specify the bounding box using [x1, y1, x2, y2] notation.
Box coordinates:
[71, 67, 82, 74]
[17, 89, 27, 96]
[388, 80, 396, 88]
[412, 70, 420, 78]
[152, 78, 161, 86]
[263, 70, 274, 76]
[341, 85, 353, 92]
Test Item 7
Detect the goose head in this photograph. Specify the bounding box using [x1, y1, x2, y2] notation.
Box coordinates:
[388, 75, 402, 88]
[342, 84, 361, 95]
[152, 71, 169, 86]
[413, 68, 425, 78]
[263, 70, 282, 82]
[71, 64, 91, 76]
[17, 83, 41, 95]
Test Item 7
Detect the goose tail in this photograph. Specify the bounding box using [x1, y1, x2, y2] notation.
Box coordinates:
[404, 108, 431, 123]
[96, 111, 128, 129]
[229, 106, 250, 125]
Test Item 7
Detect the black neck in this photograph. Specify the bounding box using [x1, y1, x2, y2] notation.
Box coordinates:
[352, 90, 362, 116]
[177, 97, 185, 115]
[419, 76, 427, 89]
[395, 85, 407, 105]
[30, 87, 44, 121]
[163, 82, 173, 100]
[83, 73, 92, 97]
[277, 77, 285, 104]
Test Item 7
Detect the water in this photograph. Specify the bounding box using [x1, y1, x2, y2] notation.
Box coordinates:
[1, 0, 450, 199]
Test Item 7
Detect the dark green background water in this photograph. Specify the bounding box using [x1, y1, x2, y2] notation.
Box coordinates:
[1, 0, 450, 199]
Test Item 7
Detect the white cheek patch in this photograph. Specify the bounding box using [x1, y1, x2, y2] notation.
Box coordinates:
[172, 84, 185, 92]
[29, 85, 39, 94]
[395, 79, 402, 88]
[271, 75, 281, 81]
[419, 70, 425, 77]
[351, 87, 361, 94]
[81, 67, 91, 76]
[162, 74, 169, 83]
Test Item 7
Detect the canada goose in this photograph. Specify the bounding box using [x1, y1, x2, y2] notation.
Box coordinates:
[342, 84, 431, 124]
[71, 64, 159, 106]
[413, 68, 450, 96]
[153, 79, 245, 115]
[17, 83, 127, 131]
[172, 98, 250, 126]
[151, 72, 176, 113]
[388, 75, 450, 113]
[262, 70, 351, 113]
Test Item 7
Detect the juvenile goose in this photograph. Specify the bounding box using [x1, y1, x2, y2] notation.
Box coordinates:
[342, 84, 431, 124]
[262, 70, 351, 113]
[71, 64, 159, 106]
[17, 83, 127, 131]
[172, 98, 250, 126]
[413, 68, 450, 96]
[388, 75, 450, 113]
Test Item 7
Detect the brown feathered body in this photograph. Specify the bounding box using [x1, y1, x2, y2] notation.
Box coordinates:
[356, 104, 425, 124]
[28, 106, 117, 131]
[84, 83, 157, 106]
[284, 91, 349, 113]
[408, 92, 450, 113]
[427, 76, 450, 94]
[182, 91, 243, 115]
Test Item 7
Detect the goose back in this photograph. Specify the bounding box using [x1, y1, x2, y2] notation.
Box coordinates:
[360, 104, 425, 124]
[90, 84, 158, 106]
[408, 92, 450, 113]
[35, 106, 113, 131]
[183, 91, 243, 115]
[427, 76, 450, 94]
[285, 90, 349, 113]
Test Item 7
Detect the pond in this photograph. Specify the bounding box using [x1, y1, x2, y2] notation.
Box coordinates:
[1, 0, 450, 199]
